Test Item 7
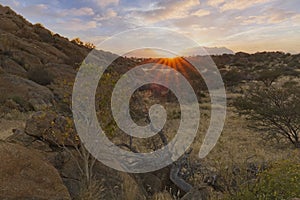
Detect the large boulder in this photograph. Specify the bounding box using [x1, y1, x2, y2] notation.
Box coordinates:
[0, 141, 71, 199]
[7, 117, 123, 199]
[7, 129, 116, 199]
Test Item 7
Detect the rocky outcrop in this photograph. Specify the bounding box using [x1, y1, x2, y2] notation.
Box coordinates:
[0, 74, 54, 111]
[0, 4, 90, 69]
[0, 4, 88, 114]
[0, 4, 123, 116]
[25, 111, 78, 146]
[0, 141, 71, 199]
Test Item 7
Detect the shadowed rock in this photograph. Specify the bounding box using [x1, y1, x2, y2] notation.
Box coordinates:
[0, 141, 71, 199]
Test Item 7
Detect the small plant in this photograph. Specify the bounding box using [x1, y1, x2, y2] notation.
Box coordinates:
[152, 191, 173, 200]
[254, 160, 300, 199]
[71, 38, 95, 49]
[223, 69, 245, 87]
[76, 179, 105, 200]
[34, 23, 45, 28]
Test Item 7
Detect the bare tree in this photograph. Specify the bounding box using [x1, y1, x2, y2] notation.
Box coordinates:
[58, 137, 100, 195]
[234, 81, 300, 148]
[256, 69, 282, 86]
[116, 128, 194, 196]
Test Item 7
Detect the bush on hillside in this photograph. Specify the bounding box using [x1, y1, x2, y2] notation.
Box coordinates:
[227, 160, 300, 200]
[28, 67, 54, 86]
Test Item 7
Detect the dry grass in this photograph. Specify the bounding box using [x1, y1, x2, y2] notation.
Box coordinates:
[151, 191, 173, 200]
[188, 106, 300, 198]
[121, 173, 146, 200]
[110, 97, 300, 199]
[189, 105, 299, 163]
[76, 180, 105, 200]
[2, 109, 31, 121]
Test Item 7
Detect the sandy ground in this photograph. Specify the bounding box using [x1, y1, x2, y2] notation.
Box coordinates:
[0, 119, 26, 140]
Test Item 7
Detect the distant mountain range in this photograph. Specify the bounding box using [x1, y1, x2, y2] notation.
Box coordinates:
[124, 46, 234, 58]
[182, 46, 235, 56]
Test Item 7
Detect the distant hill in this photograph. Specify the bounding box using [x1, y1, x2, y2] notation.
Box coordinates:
[124, 47, 234, 58]
[183, 46, 234, 56]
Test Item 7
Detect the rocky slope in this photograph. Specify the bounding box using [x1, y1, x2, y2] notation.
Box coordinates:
[0, 4, 120, 199]
[0, 4, 86, 113]
[0, 4, 121, 116]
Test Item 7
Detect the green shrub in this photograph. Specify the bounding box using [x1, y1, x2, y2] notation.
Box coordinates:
[254, 160, 300, 200]
[28, 67, 54, 85]
[227, 160, 300, 200]
[223, 69, 245, 87]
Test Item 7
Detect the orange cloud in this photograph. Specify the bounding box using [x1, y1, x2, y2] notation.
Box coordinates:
[219, 0, 271, 11]
[192, 9, 210, 17]
[131, 0, 201, 23]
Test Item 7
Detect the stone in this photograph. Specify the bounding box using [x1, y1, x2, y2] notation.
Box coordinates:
[25, 111, 79, 146]
[0, 141, 71, 199]
[25, 111, 54, 137]
[6, 128, 36, 146]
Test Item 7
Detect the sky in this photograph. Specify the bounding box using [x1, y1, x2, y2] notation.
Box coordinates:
[0, 0, 300, 54]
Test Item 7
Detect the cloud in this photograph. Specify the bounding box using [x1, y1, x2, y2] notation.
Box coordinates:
[2, 0, 299, 53]
[0, 0, 20, 8]
[237, 8, 296, 25]
[94, 9, 117, 21]
[61, 7, 95, 17]
[219, 0, 271, 11]
[93, 0, 119, 8]
[219, 24, 300, 53]
[10, 0, 20, 7]
[291, 14, 300, 26]
[192, 9, 210, 17]
[56, 18, 98, 31]
[130, 0, 201, 23]
[207, 0, 225, 7]
[8, 3, 95, 19]
[19, 4, 49, 17]
[22, 4, 48, 11]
